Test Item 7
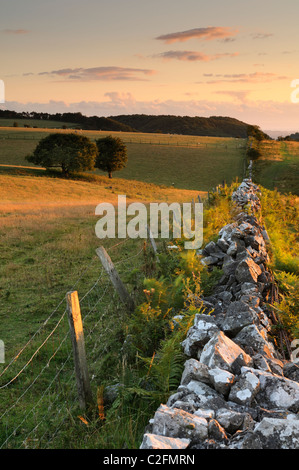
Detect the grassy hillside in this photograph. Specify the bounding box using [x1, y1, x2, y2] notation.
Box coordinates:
[110, 114, 251, 137]
[0, 110, 135, 132]
[0, 172, 203, 390]
[0, 171, 206, 448]
[0, 110, 254, 137]
[0, 127, 246, 191]
[253, 140, 299, 195]
[0, 118, 79, 129]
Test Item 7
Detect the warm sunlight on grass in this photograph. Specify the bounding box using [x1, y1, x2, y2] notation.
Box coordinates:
[0, 174, 205, 214]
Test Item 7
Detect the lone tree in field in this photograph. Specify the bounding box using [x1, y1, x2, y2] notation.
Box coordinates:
[95, 135, 127, 178]
[26, 133, 98, 177]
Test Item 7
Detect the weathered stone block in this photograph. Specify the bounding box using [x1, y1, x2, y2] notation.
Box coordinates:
[228, 370, 260, 406]
[239, 416, 299, 449]
[152, 405, 208, 442]
[241, 367, 299, 412]
[222, 301, 259, 336]
[208, 367, 235, 396]
[200, 331, 252, 373]
[235, 257, 262, 283]
[234, 324, 276, 358]
[140, 433, 191, 449]
[180, 359, 210, 386]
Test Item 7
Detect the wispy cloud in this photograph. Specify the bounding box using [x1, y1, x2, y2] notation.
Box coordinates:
[1, 29, 30, 34]
[35, 66, 156, 82]
[201, 72, 289, 84]
[153, 50, 239, 61]
[251, 32, 273, 40]
[214, 90, 251, 102]
[155, 27, 238, 44]
[282, 50, 299, 55]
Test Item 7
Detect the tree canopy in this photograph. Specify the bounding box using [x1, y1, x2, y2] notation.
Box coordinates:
[95, 135, 127, 178]
[247, 125, 270, 141]
[26, 132, 98, 177]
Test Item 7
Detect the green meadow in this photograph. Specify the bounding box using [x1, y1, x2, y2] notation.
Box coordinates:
[253, 140, 299, 195]
[0, 127, 246, 191]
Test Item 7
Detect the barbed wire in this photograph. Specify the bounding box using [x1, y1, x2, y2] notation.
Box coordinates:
[0, 239, 144, 449]
[1, 280, 113, 449]
[0, 310, 67, 390]
[0, 254, 99, 380]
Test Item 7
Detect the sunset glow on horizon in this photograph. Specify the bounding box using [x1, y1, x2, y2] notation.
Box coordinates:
[1, 0, 299, 132]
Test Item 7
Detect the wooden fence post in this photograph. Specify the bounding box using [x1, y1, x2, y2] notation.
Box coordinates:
[66, 290, 93, 411]
[96, 247, 135, 311]
[146, 224, 160, 264]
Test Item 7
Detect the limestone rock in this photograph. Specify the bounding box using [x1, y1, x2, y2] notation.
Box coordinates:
[227, 241, 238, 256]
[152, 405, 208, 442]
[235, 257, 262, 283]
[239, 416, 299, 449]
[242, 367, 299, 412]
[208, 367, 235, 396]
[184, 381, 227, 411]
[228, 369, 260, 406]
[216, 408, 254, 434]
[283, 362, 299, 382]
[180, 359, 210, 386]
[222, 255, 238, 276]
[222, 301, 259, 336]
[200, 331, 252, 373]
[234, 324, 276, 358]
[194, 409, 215, 420]
[181, 316, 219, 357]
[140, 433, 191, 449]
[208, 419, 229, 444]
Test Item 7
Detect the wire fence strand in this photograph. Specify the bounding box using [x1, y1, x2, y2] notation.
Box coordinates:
[0, 239, 145, 449]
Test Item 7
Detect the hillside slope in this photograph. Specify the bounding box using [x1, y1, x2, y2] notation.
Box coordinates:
[0, 109, 261, 137]
[110, 114, 251, 138]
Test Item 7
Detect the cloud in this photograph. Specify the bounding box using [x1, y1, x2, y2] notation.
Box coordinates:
[282, 50, 299, 55]
[155, 27, 238, 44]
[220, 37, 237, 43]
[153, 50, 239, 62]
[251, 32, 273, 40]
[214, 90, 251, 102]
[1, 29, 30, 34]
[37, 66, 156, 82]
[202, 72, 289, 84]
[104, 92, 136, 107]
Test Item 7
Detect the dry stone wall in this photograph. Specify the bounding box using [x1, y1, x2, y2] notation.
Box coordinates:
[140, 179, 299, 450]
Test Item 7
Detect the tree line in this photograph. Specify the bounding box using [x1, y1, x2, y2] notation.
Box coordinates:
[0, 109, 271, 139]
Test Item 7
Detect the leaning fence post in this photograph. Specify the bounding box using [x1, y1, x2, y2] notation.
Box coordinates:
[146, 224, 160, 264]
[66, 290, 93, 411]
[96, 247, 135, 311]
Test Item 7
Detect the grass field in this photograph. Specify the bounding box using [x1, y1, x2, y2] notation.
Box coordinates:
[0, 172, 204, 348]
[0, 169, 208, 449]
[253, 140, 299, 195]
[0, 127, 246, 191]
[0, 118, 78, 129]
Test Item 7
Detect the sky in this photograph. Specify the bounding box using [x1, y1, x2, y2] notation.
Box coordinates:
[1, 0, 299, 132]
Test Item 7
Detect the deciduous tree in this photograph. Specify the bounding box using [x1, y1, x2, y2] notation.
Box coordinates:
[26, 133, 97, 177]
[95, 135, 127, 178]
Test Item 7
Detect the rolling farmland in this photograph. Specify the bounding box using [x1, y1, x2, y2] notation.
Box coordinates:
[0, 127, 246, 191]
